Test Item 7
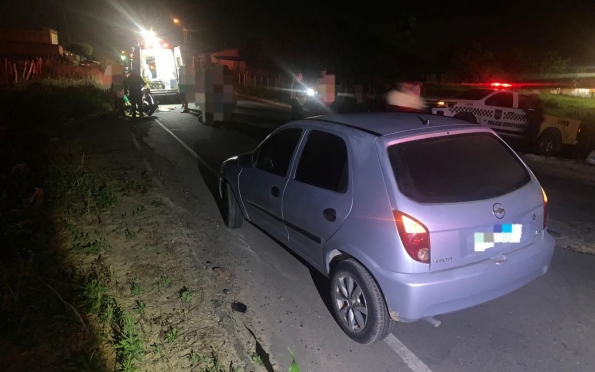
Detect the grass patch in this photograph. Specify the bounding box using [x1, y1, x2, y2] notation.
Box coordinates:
[189, 350, 201, 366]
[84, 277, 109, 313]
[165, 327, 178, 344]
[130, 281, 145, 297]
[1, 106, 248, 371]
[134, 300, 146, 315]
[288, 349, 300, 372]
[180, 287, 195, 303]
[1, 78, 111, 127]
[252, 354, 264, 366]
[539, 93, 595, 119]
[158, 275, 171, 289]
[114, 314, 144, 372]
[0, 132, 110, 371]
[152, 343, 162, 356]
[125, 228, 137, 240]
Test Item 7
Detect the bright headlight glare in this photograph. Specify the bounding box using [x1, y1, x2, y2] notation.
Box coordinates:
[306, 88, 315, 96]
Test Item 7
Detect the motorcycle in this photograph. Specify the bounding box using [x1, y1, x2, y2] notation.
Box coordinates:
[142, 87, 159, 116]
[124, 87, 159, 117]
[291, 86, 319, 120]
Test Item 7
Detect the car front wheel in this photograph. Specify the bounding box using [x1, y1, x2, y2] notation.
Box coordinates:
[222, 181, 243, 228]
[331, 259, 393, 344]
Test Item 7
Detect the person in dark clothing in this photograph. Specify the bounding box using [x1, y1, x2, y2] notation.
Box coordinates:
[525, 91, 545, 145]
[124, 69, 146, 118]
[290, 72, 306, 120]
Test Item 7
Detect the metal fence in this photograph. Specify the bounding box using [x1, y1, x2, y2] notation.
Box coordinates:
[235, 71, 293, 101]
[0, 56, 103, 89]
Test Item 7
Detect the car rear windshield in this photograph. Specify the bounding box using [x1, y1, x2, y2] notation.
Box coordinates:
[387, 132, 530, 203]
[452, 89, 493, 100]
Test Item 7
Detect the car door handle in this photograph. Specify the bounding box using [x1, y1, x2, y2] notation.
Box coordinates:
[271, 186, 280, 197]
[323, 208, 337, 222]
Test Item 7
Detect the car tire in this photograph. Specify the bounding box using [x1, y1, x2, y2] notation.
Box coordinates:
[454, 112, 477, 124]
[537, 130, 562, 156]
[330, 259, 393, 344]
[222, 181, 243, 228]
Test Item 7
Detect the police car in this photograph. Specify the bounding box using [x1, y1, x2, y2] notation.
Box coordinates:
[431, 84, 580, 155]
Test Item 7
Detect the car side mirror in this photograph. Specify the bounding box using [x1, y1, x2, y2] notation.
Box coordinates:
[237, 153, 254, 168]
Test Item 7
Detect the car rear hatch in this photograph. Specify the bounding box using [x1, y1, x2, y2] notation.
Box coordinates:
[386, 130, 547, 272]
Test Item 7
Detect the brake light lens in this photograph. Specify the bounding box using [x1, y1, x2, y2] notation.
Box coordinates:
[393, 211, 430, 263]
[542, 187, 549, 230]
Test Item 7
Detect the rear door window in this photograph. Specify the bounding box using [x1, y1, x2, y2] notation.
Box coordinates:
[387, 133, 530, 203]
[518, 94, 529, 110]
[485, 92, 514, 108]
[295, 130, 349, 193]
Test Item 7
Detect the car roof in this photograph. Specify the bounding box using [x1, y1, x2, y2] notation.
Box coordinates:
[306, 112, 478, 137]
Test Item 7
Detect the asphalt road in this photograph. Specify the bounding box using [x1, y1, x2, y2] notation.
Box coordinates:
[131, 100, 595, 372]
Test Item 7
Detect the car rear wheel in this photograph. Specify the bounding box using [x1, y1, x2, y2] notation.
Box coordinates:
[537, 130, 562, 156]
[222, 181, 243, 228]
[330, 259, 393, 344]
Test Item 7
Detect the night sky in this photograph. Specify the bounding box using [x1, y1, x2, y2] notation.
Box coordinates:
[1, 0, 595, 74]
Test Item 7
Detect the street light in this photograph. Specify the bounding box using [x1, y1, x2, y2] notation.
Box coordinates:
[172, 17, 196, 46]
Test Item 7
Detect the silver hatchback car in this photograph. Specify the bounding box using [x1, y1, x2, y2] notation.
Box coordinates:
[219, 113, 555, 344]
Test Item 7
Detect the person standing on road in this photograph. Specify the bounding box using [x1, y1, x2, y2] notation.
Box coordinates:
[525, 90, 545, 145]
[178, 65, 190, 113]
[290, 72, 306, 120]
[124, 69, 146, 118]
[385, 82, 425, 112]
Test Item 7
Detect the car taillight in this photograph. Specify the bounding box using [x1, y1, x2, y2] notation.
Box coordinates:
[393, 210, 430, 263]
[542, 188, 549, 230]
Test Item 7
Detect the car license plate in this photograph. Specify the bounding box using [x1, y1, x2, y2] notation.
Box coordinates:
[473, 223, 523, 252]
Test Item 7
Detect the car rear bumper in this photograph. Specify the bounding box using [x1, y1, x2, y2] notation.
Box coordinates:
[376, 234, 555, 322]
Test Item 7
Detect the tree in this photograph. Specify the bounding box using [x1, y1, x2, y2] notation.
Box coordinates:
[449, 42, 502, 82]
[540, 51, 570, 74]
[69, 42, 93, 58]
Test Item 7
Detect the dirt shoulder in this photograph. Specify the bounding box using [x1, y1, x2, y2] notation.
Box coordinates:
[521, 154, 595, 186]
[520, 154, 595, 256]
[0, 114, 273, 372]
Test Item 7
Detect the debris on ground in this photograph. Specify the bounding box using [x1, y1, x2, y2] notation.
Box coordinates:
[551, 221, 595, 256]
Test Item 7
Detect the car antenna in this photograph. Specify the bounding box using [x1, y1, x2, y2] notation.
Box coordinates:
[417, 116, 430, 126]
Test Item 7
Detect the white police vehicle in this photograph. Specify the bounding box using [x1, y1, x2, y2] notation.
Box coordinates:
[431, 84, 580, 155]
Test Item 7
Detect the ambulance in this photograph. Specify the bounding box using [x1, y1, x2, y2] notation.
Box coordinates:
[431, 84, 580, 156]
[130, 34, 190, 101]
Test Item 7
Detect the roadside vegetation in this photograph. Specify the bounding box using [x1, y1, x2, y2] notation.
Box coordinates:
[0, 74, 303, 371]
[0, 78, 111, 127]
[0, 127, 247, 371]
